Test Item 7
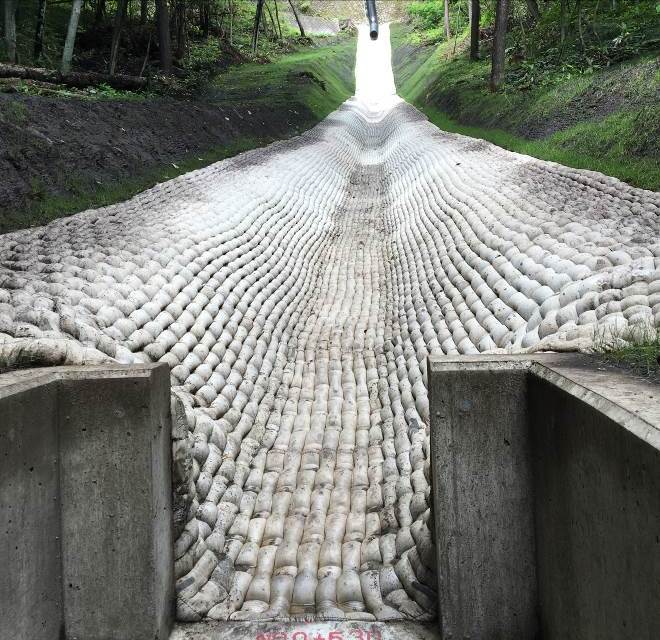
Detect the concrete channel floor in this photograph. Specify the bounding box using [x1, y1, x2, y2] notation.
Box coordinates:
[0, 21, 658, 626]
[171, 621, 441, 640]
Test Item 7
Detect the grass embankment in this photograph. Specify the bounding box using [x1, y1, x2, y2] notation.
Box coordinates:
[391, 25, 660, 191]
[210, 41, 357, 122]
[0, 38, 355, 233]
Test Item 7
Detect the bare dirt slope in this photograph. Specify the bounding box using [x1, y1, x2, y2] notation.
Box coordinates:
[0, 92, 313, 233]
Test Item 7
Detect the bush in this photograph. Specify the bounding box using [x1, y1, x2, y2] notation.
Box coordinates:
[407, 0, 446, 32]
[407, 0, 470, 44]
[506, 0, 660, 88]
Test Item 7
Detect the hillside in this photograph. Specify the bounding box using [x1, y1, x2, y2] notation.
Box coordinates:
[391, 1, 659, 191]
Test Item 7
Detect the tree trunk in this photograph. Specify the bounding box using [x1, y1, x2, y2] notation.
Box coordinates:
[489, 0, 509, 91]
[252, 0, 265, 52]
[576, 0, 586, 50]
[3, 0, 17, 64]
[109, 0, 128, 76]
[61, 0, 83, 73]
[444, 0, 451, 39]
[200, 0, 210, 38]
[228, 0, 233, 45]
[287, 0, 305, 38]
[273, 0, 283, 39]
[155, 0, 172, 73]
[175, 0, 187, 60]
[139, 34, 151, 76]
[34, 0, 48, 62]
[560, 0, 567, 44]
[470, 0, 480, 61]
[526, 0, 541, 22]
[140, 0, 148, 25]
[95, 0, 106, 25]
[265, 2, 278, 38]
[0, 62, 148, 89]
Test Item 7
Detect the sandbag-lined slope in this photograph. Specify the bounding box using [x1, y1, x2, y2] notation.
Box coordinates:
[1, 24, 659, 623]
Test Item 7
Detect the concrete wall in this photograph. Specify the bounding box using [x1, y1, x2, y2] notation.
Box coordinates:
[429, 364, 537, 639]
[530, 374, 660, 639]
[0, 371, 62, 640]
[0, 364, 174, 640]
[428, 355, 660, 640]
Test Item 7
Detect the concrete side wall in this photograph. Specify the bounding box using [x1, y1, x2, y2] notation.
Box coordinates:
[429, 365, 538, 639]
[0, 364, 174, 640]
[0, 377, 63, 640]
[428, 355, 660, 640]
[530, 376, 660, 640]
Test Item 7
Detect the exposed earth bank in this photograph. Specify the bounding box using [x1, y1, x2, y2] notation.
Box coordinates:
[0, 39, 356, 233]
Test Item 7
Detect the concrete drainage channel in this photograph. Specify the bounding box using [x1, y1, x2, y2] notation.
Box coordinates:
[2, 354, 658, 639]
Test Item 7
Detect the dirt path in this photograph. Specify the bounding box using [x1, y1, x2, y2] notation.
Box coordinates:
[1, 24, 658, 624]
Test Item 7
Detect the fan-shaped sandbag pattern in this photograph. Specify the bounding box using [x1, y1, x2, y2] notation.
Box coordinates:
[1, 26, 659, 625]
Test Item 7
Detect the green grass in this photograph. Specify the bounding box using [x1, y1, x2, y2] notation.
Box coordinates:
[211, 39, 356, 120]
[413, 105, 660, 191]
[593, 325, 660, 380]
[391, 25, 660, 192]
[0, 100, 29, 123]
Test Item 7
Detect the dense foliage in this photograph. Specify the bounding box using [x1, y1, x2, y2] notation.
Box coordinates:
[406, 0, 660, 89]
[408, 0, 469, 40]
[0, 0, 308, 84]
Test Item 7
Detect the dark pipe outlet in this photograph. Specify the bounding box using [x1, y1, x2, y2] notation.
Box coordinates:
[366, 0, 378, 39]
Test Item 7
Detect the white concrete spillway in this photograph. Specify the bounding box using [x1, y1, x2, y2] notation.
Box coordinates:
[1, 24, 659, 623]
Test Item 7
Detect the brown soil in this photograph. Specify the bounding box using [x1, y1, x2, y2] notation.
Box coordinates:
[517, 87, 626, 140]
[0, 92, 316, 234]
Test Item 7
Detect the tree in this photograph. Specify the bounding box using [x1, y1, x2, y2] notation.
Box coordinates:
[526, 0, 541, 22]
[443, 0, 451, 39]
[140, 0, 149, 25]
[287, 0, 305, 38]
[272, 0, 283, 40]
[199, 0, 210, 37]
[3, 0, 18, 64]
[264, 1, 280, 39]
[559, 0, 568, 44]
[470, 0, 480, 61]
[228, 0, 234, 45]
[175, 0, 187, 60]
[155, 0, 172, 73]
[62, 0, 83, 73]
[252, 0, 265, 52]
[489, 0, 509, 91]
[34, 0, 48, 62]
[109, 0, 129, 75]
[95, 0, 107, 25]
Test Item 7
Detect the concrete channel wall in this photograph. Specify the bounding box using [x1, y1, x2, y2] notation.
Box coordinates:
[3, 356, 658, 640]
[0, 364, 174, 640]
[428, 354, 660, 640]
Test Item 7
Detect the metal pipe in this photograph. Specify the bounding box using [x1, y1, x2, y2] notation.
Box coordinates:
[365, 0, 378, 40]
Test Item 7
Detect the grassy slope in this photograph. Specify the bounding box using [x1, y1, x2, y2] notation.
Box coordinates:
[211, 41, 357, 122]
[391, 25, 660, 191]
[1, 39, 355, 232]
